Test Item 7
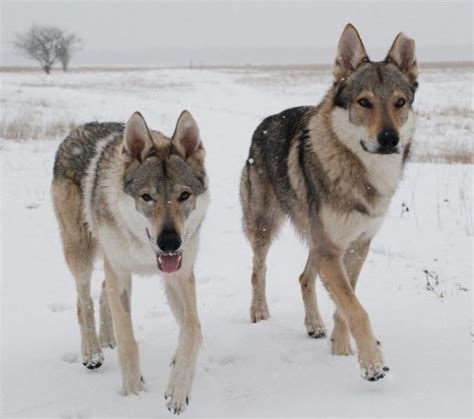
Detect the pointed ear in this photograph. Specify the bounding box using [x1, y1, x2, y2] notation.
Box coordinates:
[386, 32, 418, 82]
[333, 23, 369, 81]
[172, 110, 203, 160]
[122, 112, 154, 163]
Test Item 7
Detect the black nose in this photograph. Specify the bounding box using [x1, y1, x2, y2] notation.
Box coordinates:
[377, 129, 399, 149]
[157, 229, 182, 253]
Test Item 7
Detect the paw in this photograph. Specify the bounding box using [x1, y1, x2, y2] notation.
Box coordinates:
[121, 374, 145, 396]
[82, 350, 104, 370]
[165, 365, 194, 414]
[358, 345, 389, 382]
[305, 316, 326, 338]
[250, 301, 269, 323]
[361, 364, 390, 382]
[99, 324, 116, 349]
[165, 392, 189, 415]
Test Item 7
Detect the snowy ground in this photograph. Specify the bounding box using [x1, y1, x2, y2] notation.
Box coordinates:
[1, 67, 472, 418]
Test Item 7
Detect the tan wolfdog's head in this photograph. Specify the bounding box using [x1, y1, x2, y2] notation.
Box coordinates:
[120, 111, 208, 274]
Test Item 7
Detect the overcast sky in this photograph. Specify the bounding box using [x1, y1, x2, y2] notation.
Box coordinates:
[1, 0, 472, 67]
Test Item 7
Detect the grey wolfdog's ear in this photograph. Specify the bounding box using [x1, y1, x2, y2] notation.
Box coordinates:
[172, 110, 204, 161]
[333, 23, 369, 81]
[122, 111, 154, 163]
[386, 32, 418, 82]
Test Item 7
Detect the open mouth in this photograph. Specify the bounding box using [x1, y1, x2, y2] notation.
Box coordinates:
[157, 253, 182, 273]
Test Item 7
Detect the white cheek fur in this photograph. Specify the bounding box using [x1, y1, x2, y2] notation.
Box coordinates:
[184, 191, 210, 242]
[399, 111, 416, 147]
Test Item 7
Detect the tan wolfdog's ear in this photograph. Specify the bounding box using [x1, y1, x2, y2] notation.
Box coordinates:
[172, 110, 204, 161]
[122, 111, 154, 163]
[333, 23, 369, 81]
[386, 32, 418, 82]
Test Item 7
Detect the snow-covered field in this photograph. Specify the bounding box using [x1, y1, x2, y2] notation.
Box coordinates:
[1, 67, 472, 418]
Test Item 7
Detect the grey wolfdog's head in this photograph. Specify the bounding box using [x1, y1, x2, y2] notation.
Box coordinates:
[121, 111, 208, 274]
[331, 23, 419, 156]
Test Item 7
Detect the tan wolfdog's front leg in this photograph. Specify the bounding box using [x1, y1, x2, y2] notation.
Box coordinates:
[164, 271, 202, 415]
[104, 257, 143, 395]
[315, 250, 388, 381]
[331, 240, 370, 356]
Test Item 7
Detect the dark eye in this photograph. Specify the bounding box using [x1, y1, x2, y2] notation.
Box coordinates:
[395, 98, 406, 108]
[141, 193, 153, 202]
[358, 98, 372, 108]
[178, 191, 191, 202]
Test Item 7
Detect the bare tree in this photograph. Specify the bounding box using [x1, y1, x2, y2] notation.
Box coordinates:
[13, 25, 63, 74]
[13, 25, 82, 74]
[55, 32, 82, 72]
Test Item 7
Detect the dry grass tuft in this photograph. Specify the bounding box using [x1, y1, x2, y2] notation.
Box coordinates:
[412, 149, 474, 164]
[0, 112, 76, 140]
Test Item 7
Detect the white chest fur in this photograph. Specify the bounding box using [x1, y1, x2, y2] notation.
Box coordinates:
[98, 223, 158, 275]
[320, 205, 385, 248]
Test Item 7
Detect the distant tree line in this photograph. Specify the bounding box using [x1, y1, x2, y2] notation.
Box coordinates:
[14, 25, 82, 74]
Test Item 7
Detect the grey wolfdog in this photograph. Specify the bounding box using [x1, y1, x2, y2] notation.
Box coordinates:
[52, 111, 209, 414]
[240, 23, 418, 381]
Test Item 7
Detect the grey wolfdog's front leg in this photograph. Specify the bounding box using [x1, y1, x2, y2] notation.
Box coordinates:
[164, 272, 202, 415]
[315, 251, 388, 382]
[331, 240, 371, 356]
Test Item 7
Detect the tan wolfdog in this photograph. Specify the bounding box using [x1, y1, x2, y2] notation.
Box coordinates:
[240, 23, 418, 381]
[52, 111, 209, 414]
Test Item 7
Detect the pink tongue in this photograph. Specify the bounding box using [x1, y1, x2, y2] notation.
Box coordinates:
[160, 255, 181, 273]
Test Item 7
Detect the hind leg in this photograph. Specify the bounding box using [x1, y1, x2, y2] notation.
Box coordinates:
[331, 239, 370, 356]
[52, 180, 103, 369]
[299, 250, 326, 338]
[249, 235, 274, 322]
[99, 280, 116, 349]
[240, 164, 284, 323]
